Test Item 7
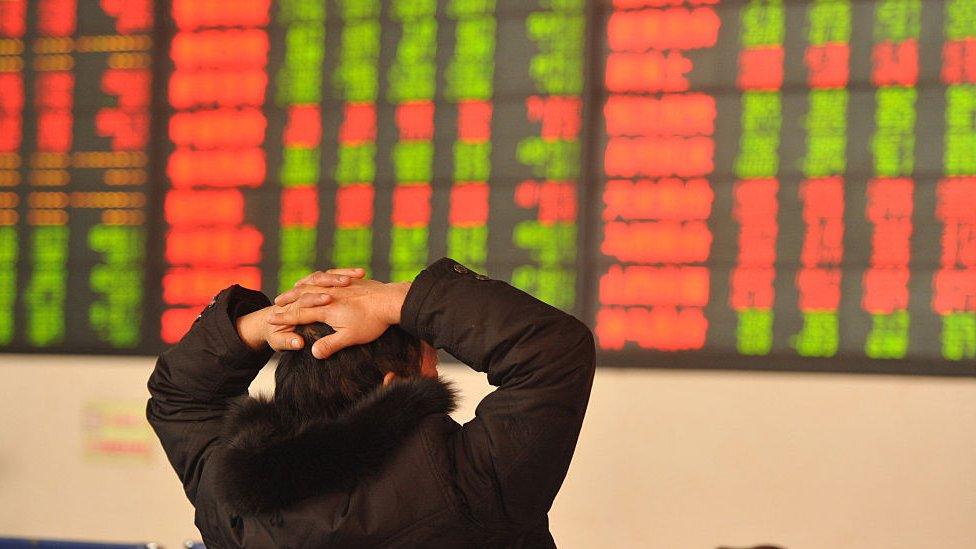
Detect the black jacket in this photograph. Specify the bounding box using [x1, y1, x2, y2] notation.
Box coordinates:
[147, 258, 596, 548]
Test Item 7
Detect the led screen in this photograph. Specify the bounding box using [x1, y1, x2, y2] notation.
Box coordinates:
[0, 0, 972, 375]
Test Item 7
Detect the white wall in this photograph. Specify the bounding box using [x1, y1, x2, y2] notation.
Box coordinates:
[0, 355, 974, 548]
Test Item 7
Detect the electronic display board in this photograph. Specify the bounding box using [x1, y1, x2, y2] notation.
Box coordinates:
[0, 0, 973, 376]
[0, 0, 153, 352]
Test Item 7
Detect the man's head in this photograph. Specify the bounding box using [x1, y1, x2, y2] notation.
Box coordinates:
[274, 322, 438, 419]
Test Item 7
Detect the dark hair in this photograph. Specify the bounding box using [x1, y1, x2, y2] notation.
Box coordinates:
[273, 323, 423, 420]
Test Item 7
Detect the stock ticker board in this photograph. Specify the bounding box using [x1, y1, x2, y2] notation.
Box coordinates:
[0, 0, 973, 375]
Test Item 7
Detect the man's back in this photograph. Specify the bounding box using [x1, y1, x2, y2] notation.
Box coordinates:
[148, 258, 595, 548]
[196, 411, 554, 547]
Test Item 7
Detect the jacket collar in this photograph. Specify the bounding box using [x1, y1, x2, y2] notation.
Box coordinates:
[215, 376, 456, 515]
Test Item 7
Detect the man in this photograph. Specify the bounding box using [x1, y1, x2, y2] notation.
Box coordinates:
[147, 258, 595, 547]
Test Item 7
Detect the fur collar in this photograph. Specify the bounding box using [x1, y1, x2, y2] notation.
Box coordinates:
[215, 377, 456, 515]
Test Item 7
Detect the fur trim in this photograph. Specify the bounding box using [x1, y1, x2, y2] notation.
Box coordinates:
[214, 377, 457, 515]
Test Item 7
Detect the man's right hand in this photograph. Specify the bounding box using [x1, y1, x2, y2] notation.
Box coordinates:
[269, 271, 410, 359]
[250, 269, 365, 352]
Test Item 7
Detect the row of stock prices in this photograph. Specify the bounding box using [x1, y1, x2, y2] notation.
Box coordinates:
[0, 0, 973, 375]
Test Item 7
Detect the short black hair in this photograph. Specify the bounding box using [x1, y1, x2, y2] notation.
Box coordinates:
[273, 323, 423, 420]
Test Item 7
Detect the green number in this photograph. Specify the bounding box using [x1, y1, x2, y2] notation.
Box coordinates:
[945, 85, 976, 176]
[737, 309, 774, 355]
[393, 141, 433, 182]
[278, 0, 325, 22]
[332, 227, 372, 273]
[390, 226, 429, 282]
[447, 0, 495, 17]
[517, 137, 580, 180]
[336, 144, 376, 184]
[453, 141, 491, 181]
[282, 147, 321, 186]
[741, 0, 785, 47]
[340, 0, 379, 20]
[865, 311, 909, 359]
[736, 93, 782, 179]
[946, 0, 976, 41]
[942, 313, 976, 360]
[513, 221, 577, 263]
[0, 226, 16, 344]
[278, 227, 317, 292]
[874, 0, 921, 41]
[808, 0, 852, 45]
[27, 226, 69, 347]
[792, 311, 839, 357]
[447, 225, 487, 270]
[511, 265, 576, 310]
[803, 90, 848, 177]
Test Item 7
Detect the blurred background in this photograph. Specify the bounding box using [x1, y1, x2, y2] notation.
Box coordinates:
[0, 0, 974, 547]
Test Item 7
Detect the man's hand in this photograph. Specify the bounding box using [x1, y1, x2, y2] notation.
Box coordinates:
[270, 277, 410, 359]
[289, 267, 365, 289]
[234, 269, 365, 351]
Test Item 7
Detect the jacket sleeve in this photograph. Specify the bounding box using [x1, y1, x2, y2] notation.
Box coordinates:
[146, 285, 274, 506]
[399, 258, 596, 528]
